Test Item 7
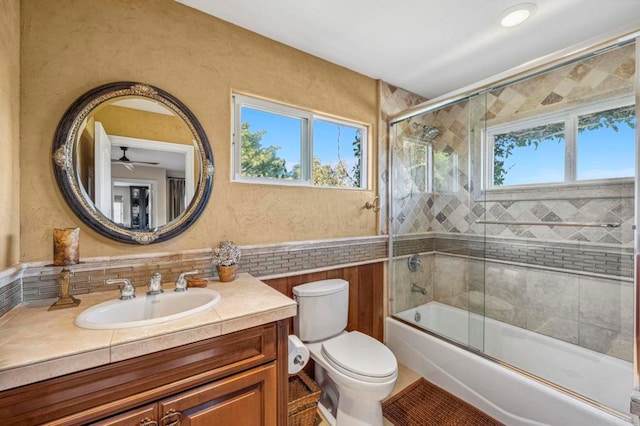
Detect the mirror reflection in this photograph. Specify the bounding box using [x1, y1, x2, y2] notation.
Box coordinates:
[75, 98, 200, 230]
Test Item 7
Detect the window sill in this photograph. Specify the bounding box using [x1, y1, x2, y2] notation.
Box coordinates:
[231, 177, 368, 191]
[479, 178, 634, 202]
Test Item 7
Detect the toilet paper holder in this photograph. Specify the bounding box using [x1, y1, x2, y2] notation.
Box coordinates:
[288, 334, 310, 374]
[292, 354, 306, 368]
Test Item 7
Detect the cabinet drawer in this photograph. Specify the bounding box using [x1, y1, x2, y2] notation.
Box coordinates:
[90, 404, 157, 426]
[159, 362, 277, 426]
[1, 323, 277, 425]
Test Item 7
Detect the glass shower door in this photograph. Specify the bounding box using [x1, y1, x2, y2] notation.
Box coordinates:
[390, 95, 486, 352]
[389, 39, 636, 416]
[477, 41, 635, 414]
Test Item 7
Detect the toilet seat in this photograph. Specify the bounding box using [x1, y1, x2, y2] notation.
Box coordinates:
[321, 331, 397, 383]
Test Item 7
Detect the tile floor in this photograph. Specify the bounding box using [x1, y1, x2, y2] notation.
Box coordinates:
[316, 363, 421, 426]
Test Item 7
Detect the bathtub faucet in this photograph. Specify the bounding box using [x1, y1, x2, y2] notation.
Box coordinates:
[411, 283, 427, 295]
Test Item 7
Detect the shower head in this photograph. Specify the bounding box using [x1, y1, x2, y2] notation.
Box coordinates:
[411, 123, 440, 143]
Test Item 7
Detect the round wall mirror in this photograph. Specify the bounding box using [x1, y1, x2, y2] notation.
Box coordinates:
[53, 82, 214, 244]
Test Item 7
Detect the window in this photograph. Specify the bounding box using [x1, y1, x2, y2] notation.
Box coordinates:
[232, 94, 367, 189]
[433, 149, 459, 193]
[487, 95, 635, 188]
[577, 105, 636, 180]
[399, 138, 459, 195]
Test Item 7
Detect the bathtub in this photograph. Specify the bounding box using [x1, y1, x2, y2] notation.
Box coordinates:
[387, 302, 633, 426]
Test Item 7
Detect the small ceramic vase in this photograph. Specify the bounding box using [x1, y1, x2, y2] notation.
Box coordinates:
[217, 264, 238, 282]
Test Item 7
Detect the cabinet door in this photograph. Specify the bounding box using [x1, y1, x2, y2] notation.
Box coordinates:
[91, 403, 157, 425]
[158, 362, 277, 426]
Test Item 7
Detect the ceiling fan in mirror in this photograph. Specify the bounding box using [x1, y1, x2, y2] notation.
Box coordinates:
[111, 146, 159, 170]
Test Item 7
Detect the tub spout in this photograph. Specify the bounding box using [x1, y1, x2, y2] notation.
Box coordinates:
[411, 283, 427, 295]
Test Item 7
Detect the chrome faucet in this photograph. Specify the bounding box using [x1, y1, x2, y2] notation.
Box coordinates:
[147, 272, 164, 295]
[174, 270, 199, 292]
[411, 283, 427, 295]
[105, 278, 136, 300]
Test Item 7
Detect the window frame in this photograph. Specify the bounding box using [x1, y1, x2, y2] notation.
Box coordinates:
[432, 148, 460, 194]
[232, 94, 368, 190]
[485, 94, 635, 190]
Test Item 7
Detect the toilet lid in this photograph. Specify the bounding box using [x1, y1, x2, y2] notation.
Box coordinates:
[321, 331, 397, 382]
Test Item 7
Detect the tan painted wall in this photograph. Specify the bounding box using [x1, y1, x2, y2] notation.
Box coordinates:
[0, 0, 20, 267]
[20, 0, 379, 262]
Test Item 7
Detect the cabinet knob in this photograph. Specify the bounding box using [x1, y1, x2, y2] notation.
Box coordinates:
[159, 409, 182, 426]
[139, 418, 158, 426]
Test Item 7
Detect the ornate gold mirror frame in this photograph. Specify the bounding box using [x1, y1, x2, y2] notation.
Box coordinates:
[52, 82, 214, 244]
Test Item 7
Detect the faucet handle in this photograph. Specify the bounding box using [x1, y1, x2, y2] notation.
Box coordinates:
[175, 270, 199, 292]
[105, 278, 136, 300]
[408, 254, 424, 272]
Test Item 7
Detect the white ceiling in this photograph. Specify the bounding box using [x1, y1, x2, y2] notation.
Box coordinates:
[175, 0, 640, 100]
[112, 99, 174, 116]
[111, 145, 186, 172]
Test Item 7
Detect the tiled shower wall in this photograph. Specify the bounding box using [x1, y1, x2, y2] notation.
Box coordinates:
[391, 43, 636, 245]
[379, 82, 426, 235]
[387, 43, 636, 363]
[393, 252, 633, 362]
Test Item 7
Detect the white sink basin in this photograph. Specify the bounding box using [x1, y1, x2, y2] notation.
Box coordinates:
[75, 288, 221, 330]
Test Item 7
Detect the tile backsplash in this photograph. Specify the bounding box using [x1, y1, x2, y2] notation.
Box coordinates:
[13, 236, 387, 305]
[0, 276, 21, 318]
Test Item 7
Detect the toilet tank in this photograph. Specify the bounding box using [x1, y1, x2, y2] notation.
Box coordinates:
[293, 279, 348, 342]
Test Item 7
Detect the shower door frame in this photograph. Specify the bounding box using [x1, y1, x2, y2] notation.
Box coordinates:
[631, 40, 640, 420]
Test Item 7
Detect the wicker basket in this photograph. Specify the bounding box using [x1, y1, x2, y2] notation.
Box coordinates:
[288, 371, 321, 426]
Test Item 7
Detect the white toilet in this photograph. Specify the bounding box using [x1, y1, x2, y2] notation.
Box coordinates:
[293, 279, 398, 426]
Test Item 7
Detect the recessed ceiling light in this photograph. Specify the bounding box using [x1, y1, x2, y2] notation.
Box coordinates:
[500, 2, 537, 27]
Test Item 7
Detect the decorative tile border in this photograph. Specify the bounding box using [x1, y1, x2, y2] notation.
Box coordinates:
[436, 234, 634, 279]
[0, 265, 25, 317]
[22, 249, 215, 302]
[0, 230, 633, 316]
[239, 236, 387, 279]
[0, 279, 21, 318]
[393, 233, 633, 279]
[392, 235, 434, 257]
[17, 236, 388, 303]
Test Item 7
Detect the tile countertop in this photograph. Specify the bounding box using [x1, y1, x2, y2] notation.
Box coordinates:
[0, 273, 297, 391]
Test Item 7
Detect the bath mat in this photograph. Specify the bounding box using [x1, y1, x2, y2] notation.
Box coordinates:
[383, 378, 504, 426]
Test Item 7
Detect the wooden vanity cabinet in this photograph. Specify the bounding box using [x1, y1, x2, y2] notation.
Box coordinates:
[0, 320, 288, 426]
[90, 404, 157, 426]
[95, 363, 277, 426]
[159, 362, 276, 425]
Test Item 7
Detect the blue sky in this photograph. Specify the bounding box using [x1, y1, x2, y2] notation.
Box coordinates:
[498, 121, 635, 186]
[243, 105, 635, 185]
[242, 107, 360, 172]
